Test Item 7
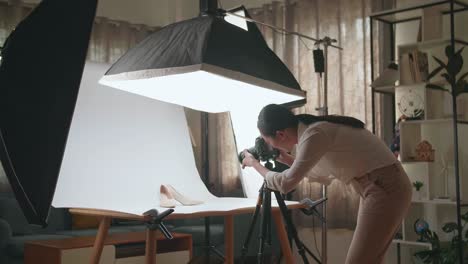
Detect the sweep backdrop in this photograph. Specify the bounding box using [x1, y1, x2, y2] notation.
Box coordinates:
[52, 62, 295, 215]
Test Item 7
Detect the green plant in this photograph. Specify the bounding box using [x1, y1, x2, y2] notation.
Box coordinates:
[426, 45, 468, 96]
[414, 211, 468, 263]
[413, 181, 424, 191]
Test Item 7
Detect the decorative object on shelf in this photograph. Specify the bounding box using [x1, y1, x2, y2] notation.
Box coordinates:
[413, 181, 424, 200]
[414, 211, 468, 263]
[426, 45, 468, 97]
[437, 154, 453, 201]
[397, 88, 425, 120]
[415, 140, 435, 162]
[389, 116, 405, 158]
[371, 62, 399, 88]
[414, 218, 430, 242]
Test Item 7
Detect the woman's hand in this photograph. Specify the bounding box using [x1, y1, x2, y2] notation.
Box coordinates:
[276, 149, 294, 167]
[241, 150, 271, 178]
[241, 150, 260, 169]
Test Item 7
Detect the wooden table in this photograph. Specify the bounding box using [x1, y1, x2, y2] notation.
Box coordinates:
[70, 203, 305, 264]
[24, 231, 192, 264]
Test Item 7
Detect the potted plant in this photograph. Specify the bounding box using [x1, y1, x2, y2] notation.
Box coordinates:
[413, 181, 424, 200]
[426, 45, 468, 96]
[423, 44, 468, 262]
[414, 211, 468, 263]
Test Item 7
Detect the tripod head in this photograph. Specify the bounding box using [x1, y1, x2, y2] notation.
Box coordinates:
[143, 208, 174, 239]
[300, 198, 327, 223]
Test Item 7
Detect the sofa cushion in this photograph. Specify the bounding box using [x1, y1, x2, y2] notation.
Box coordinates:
[0, 197, 33, 235]
[55, 226, 134, 237]
[0, 196, 71, 235]
[6, 234, 72, 257]
[0, 218, 12, 249]
[122, 225, 149, 232]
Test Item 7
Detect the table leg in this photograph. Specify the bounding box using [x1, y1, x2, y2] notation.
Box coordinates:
[224, 215, 234, 264]
[272, 210, 294, 264]
[90, 216, 111, 264]
[145, 229, 158, 264]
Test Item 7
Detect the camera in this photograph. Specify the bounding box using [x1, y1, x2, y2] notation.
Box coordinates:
[238, 137, 279, 163]
[238, 137, 289, 172]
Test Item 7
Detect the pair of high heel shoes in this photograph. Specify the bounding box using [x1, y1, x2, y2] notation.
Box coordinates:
[159, 184, 203, 208]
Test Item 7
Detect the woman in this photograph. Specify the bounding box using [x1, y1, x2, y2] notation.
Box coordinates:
[241, 104, 412, 264]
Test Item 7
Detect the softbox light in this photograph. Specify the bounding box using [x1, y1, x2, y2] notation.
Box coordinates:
[100, 6, 305, 113]
[0, 0, 97, 225]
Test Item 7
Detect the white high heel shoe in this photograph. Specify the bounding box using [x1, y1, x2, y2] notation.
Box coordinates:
[166, 184, 204, 206]
[159, 185, 176, 208]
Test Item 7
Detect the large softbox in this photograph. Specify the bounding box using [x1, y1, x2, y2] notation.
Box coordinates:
[0, 0, 97, 225]
[100, 8, 305, 113]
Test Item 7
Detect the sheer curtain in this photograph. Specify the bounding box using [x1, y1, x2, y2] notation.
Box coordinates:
[210, 0, 387, 228]
[0, 0, 158, 192]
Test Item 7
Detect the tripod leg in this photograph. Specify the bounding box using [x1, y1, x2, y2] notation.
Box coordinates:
[210, 245, 226, 261]
[258, 187, 271, 264]
[241, 191, 264, 263]
[274, 191, 318, 264]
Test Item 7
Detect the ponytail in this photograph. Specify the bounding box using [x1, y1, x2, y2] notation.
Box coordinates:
[258, 104, 365, 137]
[296, 114, 365, 129]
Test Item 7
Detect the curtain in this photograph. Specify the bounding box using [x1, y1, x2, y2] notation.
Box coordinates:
[208, 0, 387, 228]
[0, 0, 158, 192]
[0, 0, 391, 228]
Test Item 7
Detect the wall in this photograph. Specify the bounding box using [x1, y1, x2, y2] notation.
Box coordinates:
[21, 0, 282, 27]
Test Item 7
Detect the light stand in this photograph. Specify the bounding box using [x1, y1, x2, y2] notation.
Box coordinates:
[313, 37, 338, 264]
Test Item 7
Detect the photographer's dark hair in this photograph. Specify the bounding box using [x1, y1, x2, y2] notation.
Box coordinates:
[257, 104, 365, 137]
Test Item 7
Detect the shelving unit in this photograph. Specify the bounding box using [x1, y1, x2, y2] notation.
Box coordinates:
[392, 239, 432, 248]
[370, 1, 468, 263]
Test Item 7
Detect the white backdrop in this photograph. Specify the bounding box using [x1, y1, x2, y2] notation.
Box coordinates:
[52, 62, 296, 215]
[53, 63, 214, 214]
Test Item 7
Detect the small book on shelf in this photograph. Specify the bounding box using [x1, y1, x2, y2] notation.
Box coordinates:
[399, 50, 429, 84]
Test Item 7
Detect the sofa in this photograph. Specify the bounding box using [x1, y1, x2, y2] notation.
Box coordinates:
[0, 192, 281, 263]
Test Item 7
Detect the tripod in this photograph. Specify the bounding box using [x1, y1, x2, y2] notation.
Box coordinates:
[240, 181, 327, 264]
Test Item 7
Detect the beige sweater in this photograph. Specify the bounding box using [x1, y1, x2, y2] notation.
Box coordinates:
[265, 121, 397, 193]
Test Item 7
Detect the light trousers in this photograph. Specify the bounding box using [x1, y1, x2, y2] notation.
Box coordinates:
[346, 162, 412, 264]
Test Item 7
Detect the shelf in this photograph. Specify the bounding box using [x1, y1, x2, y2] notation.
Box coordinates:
[400, 160, 431, 164]
[372, 79, 448, 95]
[392, 239, 432, 248]
[396, 79, 448, 89]
[372, 85, 395, 94]
[412, 199, 458, 205]
[398, 38, 468, 53]
[399, 118, 468, 125]
[370, 0, 468, 24]
[400, 118, 452, 124]
[411, 199, 468, 207]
